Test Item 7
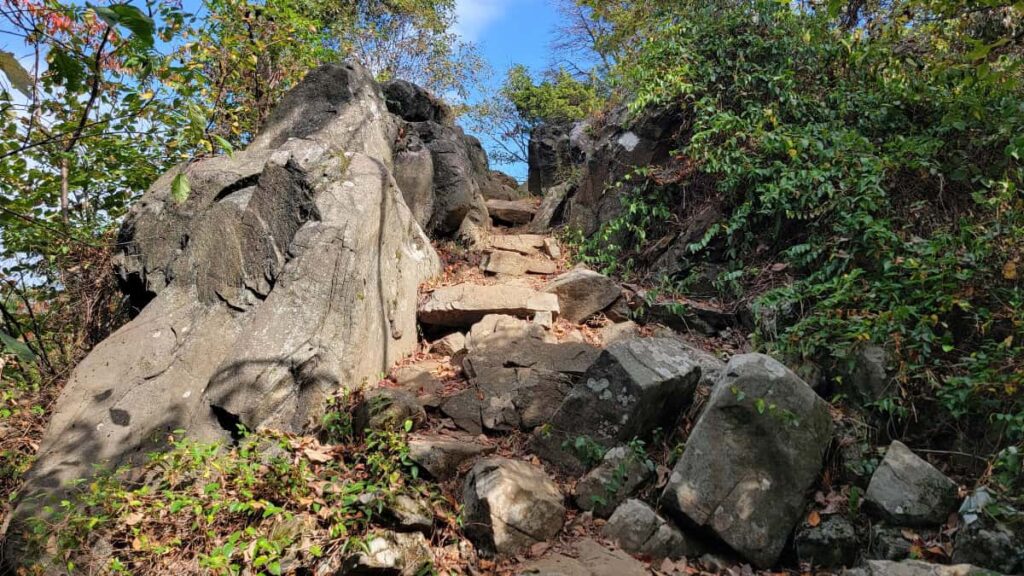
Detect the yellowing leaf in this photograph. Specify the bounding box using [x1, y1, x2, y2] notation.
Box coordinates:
[1003, 260, 1018, 280]
[140, 90, 154, 100]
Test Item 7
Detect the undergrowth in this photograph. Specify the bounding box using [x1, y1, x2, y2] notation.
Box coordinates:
[16, 394, 450, 575]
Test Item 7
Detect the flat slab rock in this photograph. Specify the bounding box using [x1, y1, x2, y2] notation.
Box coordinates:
[418, 283, 559, 327]
[518, 538, 648, 576]
[865, 440, 958, 526]
[484, 250, 557, 276]
[488, 234, 548, 255]
[462, 457, 565, 556]
[487, 199, 538, 225]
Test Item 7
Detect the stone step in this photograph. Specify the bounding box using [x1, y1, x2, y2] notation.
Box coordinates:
[482, 250, 557, 276]
[418, 282, 559, 327]
[487, 233, 548, 255]
[486, 199, 537, 225]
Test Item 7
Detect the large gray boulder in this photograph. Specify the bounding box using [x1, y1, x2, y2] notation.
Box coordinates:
[864, 441, 958, 526]
[660, 353, 833, 568]
[543, 268, 621, 323]
[14, 62, 441, 532]
[462, 457, 565, 557]
[533, 337, 701, 473]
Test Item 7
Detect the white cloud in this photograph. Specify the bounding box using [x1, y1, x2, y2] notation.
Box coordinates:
[453, 0, 512, 42]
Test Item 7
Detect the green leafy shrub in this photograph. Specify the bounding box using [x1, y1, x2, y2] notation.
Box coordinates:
[571, 0, 1023, 490]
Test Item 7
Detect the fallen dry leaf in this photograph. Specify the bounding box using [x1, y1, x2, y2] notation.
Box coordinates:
[806, 510, 821, 527]
[304, 447, 332, 463]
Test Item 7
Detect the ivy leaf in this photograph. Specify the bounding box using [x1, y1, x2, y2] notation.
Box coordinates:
[49, 49, 84, 92]
[171, 173, 190, 203]
[0, 50, 32, 96]
[755, 398, 766, 414]
[90, 4, 155, 47]
[0, 330, 36, 364]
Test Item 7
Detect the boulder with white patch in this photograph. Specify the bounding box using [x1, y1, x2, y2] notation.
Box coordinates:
[660, 353, 833, 568]
[533, 337, 701, 473]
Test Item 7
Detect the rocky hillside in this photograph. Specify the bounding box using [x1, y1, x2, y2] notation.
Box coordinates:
[1, 63, 1020, 576]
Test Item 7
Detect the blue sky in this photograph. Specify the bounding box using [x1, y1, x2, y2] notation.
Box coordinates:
[452, 0, 561, 180]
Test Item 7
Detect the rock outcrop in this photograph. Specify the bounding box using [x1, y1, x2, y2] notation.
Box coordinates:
[14, 63, 445, 529]
[383, 80, 493, 244]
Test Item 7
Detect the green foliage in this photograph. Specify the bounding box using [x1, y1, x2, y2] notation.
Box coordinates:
[572, 0, 1024, 486]
[563, 434, 607, 468]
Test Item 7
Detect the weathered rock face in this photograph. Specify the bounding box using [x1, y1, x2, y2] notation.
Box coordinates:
[382, 79, 451, 124]
[382, 79, 491, 244]
[660, 353, 833, 568]
[16, 62, 443, 525]
[864, 441, 958, 526]
[952, 516, 1023, 574]
[534, 337, 701, 473]
[528, 123, 576, 196]
[462, 457, 565, 556]
[561, 106, 687, 237]
[794, 515, 860, 568]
